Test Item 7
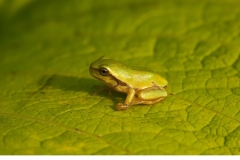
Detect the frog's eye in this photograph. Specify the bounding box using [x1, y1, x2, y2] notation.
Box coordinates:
[99, 68, 109, 76]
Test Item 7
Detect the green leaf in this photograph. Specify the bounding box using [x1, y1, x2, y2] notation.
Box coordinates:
[0, 0, 240, 155]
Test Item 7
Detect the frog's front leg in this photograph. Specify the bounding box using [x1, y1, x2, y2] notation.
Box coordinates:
[115, 87, 135, 111]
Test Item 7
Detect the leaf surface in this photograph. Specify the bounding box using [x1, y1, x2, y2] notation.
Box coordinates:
[0, 0, 240, 155]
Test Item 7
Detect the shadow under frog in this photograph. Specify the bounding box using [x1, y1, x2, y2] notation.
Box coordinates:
[36, 74, 124, 109]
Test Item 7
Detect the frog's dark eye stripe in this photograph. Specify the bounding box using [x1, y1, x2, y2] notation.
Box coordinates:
[99, 68, 109, 76]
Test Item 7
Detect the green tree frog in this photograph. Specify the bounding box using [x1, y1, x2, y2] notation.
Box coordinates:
[89, 56, 168, 111]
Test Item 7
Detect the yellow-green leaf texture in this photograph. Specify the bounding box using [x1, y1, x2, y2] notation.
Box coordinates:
[0, 0, 240, 155]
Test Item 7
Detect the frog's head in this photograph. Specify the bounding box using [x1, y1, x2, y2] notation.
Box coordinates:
[89, 56, 118, 87]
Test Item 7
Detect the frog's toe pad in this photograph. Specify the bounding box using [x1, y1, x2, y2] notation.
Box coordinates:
[115, 103, 129, 111]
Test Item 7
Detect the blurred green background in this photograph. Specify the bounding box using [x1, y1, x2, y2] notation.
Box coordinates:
[0, 0, 240, 155]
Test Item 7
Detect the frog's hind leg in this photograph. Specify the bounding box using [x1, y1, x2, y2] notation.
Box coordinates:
[130, 96, 165, 106]
[130, 87, 167, 106]
[116, 87, 167, 110]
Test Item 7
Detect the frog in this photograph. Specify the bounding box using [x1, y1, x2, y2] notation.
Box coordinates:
[89, 56, 168, 111]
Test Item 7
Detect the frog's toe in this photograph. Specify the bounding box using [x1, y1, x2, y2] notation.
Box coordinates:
[115, 103, 129, 111]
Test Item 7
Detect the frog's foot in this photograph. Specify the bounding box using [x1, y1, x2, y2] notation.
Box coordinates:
[115, 103, 130, 111]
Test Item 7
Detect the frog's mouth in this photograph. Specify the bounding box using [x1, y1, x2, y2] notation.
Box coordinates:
[89, 68, 102, 81]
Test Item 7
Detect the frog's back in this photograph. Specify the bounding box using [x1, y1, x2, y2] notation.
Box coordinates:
[110, 63, 168, 89]
[130, 68, 167, 88]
